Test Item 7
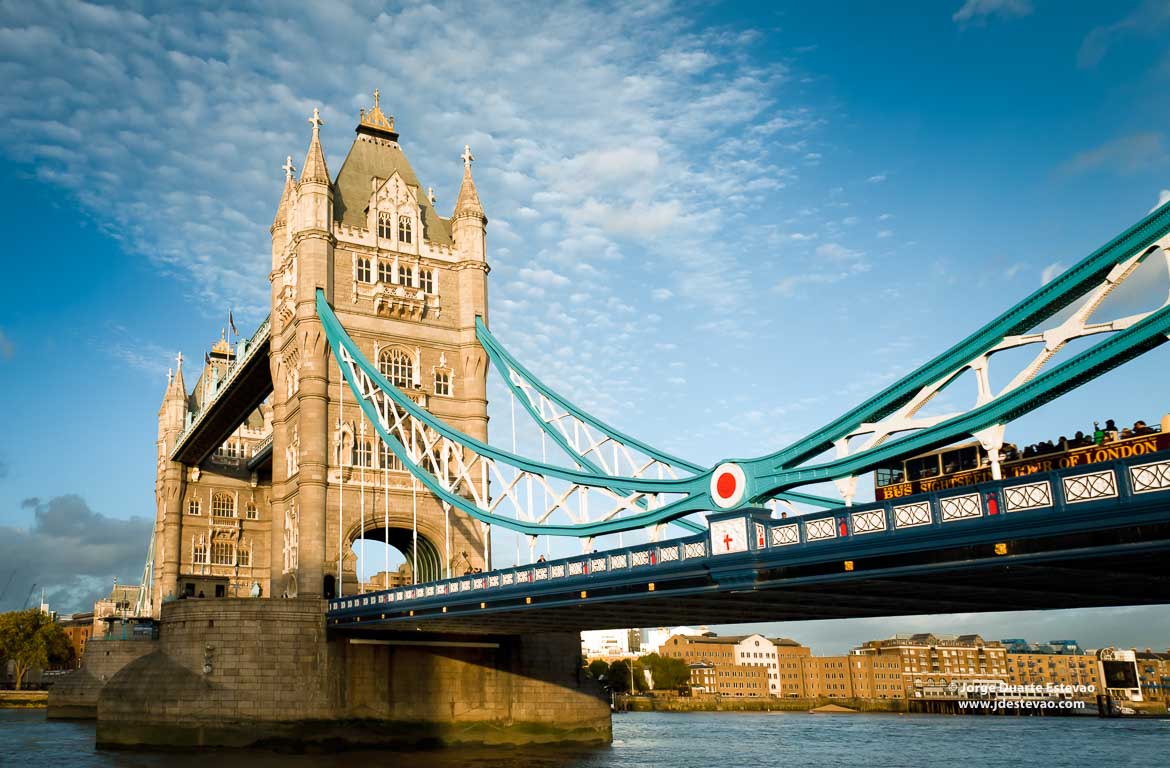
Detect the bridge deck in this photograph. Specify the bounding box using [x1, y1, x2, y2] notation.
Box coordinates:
[328, 450, 1170, 634]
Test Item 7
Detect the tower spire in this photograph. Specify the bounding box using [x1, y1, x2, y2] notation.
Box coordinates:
[300, 108, 330, 184]
[273, 155, 296, 228]
[453, 144, 484, 220]
[357, 88, 398, 140]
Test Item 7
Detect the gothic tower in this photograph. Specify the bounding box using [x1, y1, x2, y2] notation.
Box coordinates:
[268, 92, 490, 599]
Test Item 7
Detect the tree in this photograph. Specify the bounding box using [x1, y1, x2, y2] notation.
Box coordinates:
[588, 659, 610, 682]
[608, 659, 632, 693]
[643, 653, 690, 690]
[0, 609, 74, 690]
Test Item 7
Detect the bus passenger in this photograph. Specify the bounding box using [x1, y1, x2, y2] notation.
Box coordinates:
[1105, 419, 1119, 442]
[1093, 421, 1105, 445]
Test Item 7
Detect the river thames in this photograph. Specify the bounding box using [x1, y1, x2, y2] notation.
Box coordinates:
[2, 709, 1168, 767]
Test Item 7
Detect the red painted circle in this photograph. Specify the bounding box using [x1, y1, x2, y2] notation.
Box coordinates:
[716, 471, 737, 499]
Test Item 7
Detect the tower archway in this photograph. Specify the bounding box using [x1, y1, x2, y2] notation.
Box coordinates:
[348, 524, 444, 585]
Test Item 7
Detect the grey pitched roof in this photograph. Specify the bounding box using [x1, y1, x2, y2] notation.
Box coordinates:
[332, 131, 453, 246]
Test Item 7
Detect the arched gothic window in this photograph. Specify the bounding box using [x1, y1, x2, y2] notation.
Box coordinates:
[193, 537, 208, 564]
[398, 215, 412, 243]
[245, 502, 258, 520]
[356, 256, 372, 283]
[377, 442, 403, 471]
[419, 268, 434, 293]
[353, 439, 372, 468]
[212, 492, 235, 518]
[398, 265, 413, 287]
[187, 498, 201, 516]
[378, 260, 393, 283]
[434, 370, 451, 396]
[379, 348, 413, 389]
[378, 211, 393, 240]
[212, 540, 234, 565]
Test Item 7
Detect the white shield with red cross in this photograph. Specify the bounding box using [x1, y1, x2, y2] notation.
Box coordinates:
[710, 517, 748, 555]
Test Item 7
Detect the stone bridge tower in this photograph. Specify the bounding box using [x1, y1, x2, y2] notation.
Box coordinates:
[267, 92, 490, 600]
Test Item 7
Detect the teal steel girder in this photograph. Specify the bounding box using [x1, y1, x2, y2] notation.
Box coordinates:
[318, 200, 1170, 535]
[759, 200, 1170, 472]
[476, 316, 841, 512]
[747, 302, 1170, 496]
[319, 291, 717, 537]
[475, 316, 704, 533]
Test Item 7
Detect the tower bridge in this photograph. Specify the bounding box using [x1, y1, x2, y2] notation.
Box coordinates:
[70, 92, 1170, 750]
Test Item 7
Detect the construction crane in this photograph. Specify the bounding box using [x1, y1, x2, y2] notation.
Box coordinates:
[0, 569, 15, 602]
[22, 583, 36, 610]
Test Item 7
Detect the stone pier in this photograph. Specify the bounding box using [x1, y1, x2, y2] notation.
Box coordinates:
[95, 598, 610, 750]
[47, 636, 159, 719]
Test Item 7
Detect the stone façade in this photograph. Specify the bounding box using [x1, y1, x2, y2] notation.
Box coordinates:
[96, 598, 611, 749]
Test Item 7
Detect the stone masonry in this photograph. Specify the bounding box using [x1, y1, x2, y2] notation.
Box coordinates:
[96, 598, 610, 749]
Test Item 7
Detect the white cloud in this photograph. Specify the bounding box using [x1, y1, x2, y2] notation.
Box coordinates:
[816, 242, 865, 262]
[866, 173, 887, 183]
[651, 288, 673, 301]
[1041, 261, 1066, 285]
[1150, 189, 1170, 213]
[1059, 133, 1167, 176]
[953, 0, 1033, 25]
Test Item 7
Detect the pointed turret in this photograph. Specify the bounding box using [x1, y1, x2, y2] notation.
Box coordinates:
[453, 144, 485, 221]
[158, 352, 189, 449]
[300, 108, 330, 185]
[452, 145, 487, 268]
[293, 107, 334, 238]
[271, 156, 295, 275]
[166, 352, 187, 403]
[272, 156, 296, 230]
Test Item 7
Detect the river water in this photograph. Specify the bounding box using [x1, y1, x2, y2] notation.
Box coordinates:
[2, 709, 1168, 767]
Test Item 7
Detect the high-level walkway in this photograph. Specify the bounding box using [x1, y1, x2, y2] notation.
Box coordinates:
[328, 448, 1170, 632]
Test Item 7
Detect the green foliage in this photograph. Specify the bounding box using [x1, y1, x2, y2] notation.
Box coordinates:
[0, 609, 75, 690]
[642, 652, 690, 690]
[608, 659, 632, 693]
[588, 658, 610, 681]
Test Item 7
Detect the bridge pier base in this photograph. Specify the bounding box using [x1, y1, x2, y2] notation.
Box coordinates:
[94, 598, 610, 750]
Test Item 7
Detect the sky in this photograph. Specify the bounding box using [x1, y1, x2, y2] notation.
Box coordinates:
[1, 0, 1170, 653]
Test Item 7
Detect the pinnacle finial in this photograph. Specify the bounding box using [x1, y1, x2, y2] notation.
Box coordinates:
[462, 144, 474, 169]
[282, 155, 295, 180]
[176, 351, 183, 370]
[309, 107, 324, 135]
[428, 186, 436, 205]
[358, 89, 395, 135]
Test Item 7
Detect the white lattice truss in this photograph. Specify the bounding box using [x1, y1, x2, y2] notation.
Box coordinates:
[830, 241, 1170, 487]
[506, 366, 688, 482]
[340, 347, 686, 550]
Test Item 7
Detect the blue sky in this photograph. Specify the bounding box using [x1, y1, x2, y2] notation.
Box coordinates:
[2, 0, 1170, 652]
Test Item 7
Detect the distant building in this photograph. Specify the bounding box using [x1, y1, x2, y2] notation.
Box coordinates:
[581, 629, 632, 659]
[1096, 647, 1143, 703]
[641, 626, 708, 655]
[661, 633, 793, 696]
[1003, 638, 1101, 697]
[852, 633, 1009, 699]
[93, 583, 141, 637]
[57, 612, 95, 668]
[1134, 649, 1170, 706]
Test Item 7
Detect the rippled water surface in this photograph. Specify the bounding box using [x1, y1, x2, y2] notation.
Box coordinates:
[2, 709, 1168, 767]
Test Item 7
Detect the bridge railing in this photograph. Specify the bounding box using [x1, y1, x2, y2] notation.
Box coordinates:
[170, 315, 271, 461]
[327, 447, 1170, 617]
